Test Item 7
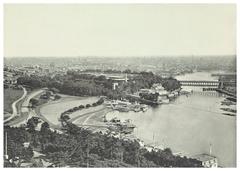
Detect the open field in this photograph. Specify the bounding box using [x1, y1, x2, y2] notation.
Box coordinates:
[4, 88, 23, 113]
[38, 95, 99, 125]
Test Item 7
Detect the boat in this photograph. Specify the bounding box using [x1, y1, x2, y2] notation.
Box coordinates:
[120, 119, 136, 134]
[134, 106, 141, 112]
[140, 104, 148, 112]
[107, 118, 136, 134]
[168, 93, 175, 100]
[222, 113, 236, 117]
[113, 105, 130, 112]
[220, 107, 236, 113]
[162, 98, 170, 104]
[173, 91, 179, 96]
[105, 100, 131, 112]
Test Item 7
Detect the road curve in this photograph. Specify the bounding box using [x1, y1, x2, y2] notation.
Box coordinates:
[4, 86, 27, 123]
[6, 88, 46, 127]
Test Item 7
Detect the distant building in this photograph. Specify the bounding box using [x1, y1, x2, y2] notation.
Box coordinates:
[4, 71, 18, 85]
[107, 74, 128, 90]
[23, 142, 30, 148]
[192, 154, 218, 168]
[108, 74, 128, 82]
[139, 89, 155, 94]
[113, 82, 118, 90]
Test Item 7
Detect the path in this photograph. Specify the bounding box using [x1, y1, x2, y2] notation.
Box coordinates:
[7, 89, 46, 127]
[4, 86, 27, 123]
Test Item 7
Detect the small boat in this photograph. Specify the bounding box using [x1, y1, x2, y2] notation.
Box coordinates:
[168, 93, 175, 98]
[113, 105, 130, 112]
[162, 99, 170, 104]
[140, 104, 148, 112]
[134, 106, 141, 112]
[107, 118, 136, 134]
[222, 113, 236, 117]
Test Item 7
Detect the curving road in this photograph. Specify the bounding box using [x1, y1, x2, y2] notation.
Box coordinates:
[4, 86, 27, 123]
[6, 88, 46, 127]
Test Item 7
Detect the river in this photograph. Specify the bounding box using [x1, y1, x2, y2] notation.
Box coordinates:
[106, 72, 236, 167]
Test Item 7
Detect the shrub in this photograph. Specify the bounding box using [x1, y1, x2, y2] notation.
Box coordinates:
[86, 104, 91, 108]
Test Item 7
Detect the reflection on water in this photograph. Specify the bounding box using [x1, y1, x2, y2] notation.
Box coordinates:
[107, 72, 236, 167]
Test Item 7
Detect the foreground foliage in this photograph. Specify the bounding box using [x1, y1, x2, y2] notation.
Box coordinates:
[4, 121, 201, 167]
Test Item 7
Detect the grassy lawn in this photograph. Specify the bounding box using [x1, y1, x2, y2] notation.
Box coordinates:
[4, 88, 24, 113]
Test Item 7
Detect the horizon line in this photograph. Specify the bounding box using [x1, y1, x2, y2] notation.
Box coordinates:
[4, 54, 236, 58]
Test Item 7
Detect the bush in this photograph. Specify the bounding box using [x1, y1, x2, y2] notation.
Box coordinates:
[96, 98, 104, 105]
[79, 105, 85, 109]
[54, 94, 61, 100]
[30, 98, 39, 107]
[86, 104, 91, 108]
[92, 103, 97, 107]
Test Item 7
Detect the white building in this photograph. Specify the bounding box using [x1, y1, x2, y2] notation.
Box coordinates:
[192, 154, 218, 168]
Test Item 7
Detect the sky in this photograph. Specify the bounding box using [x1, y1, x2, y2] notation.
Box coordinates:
[4, 4, 236, 57]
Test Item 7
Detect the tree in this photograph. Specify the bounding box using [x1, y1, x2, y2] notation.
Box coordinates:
[50, 87, 60, 93]
[96, 98, 104, 105]
[162, 78, 181, 91]
[40, 122, 50, 133]
[163, 148, 172, 155]
[22, 146, 34, 161]
[79, 105, 85, 109]
[54, 94, 61, 100]
[26, 117, 40, 132]
[40, 122, 51, 150]
[61, 114, 70, 121]
[30, 98, 39, 108]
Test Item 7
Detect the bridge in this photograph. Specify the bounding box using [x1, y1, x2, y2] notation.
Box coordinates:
[211, 73, 236, 77]
[179, 80, 236, 87]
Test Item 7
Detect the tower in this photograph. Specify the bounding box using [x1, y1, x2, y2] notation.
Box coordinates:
[113, 82, 118, 90]
[209, 143, 212, 156]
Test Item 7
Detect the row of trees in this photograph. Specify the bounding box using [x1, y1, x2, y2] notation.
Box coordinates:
[60, 98, 105, 124]
[4, 118, 201, 167]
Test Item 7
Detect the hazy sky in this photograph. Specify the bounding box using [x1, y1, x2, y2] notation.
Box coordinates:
[4, 4, 236, 57]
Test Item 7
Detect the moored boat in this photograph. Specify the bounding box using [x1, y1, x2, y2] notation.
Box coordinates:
[140, 104, 148, 112]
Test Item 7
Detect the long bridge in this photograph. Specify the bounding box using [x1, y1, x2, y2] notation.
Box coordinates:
[179, 80, 236, 87]
[211, 73, 236, 77]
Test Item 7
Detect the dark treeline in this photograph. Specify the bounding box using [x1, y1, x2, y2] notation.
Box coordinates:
[17, 71, 180, 99]
[4, 120, 201, 167]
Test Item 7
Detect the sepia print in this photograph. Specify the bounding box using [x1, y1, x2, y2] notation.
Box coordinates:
[3, 4, 236, 168]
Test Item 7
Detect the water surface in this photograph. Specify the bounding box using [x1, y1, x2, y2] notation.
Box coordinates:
[107, 72, 236, 167]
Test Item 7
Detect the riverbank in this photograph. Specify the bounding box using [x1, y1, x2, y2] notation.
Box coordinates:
[105, 71, 236, 167]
